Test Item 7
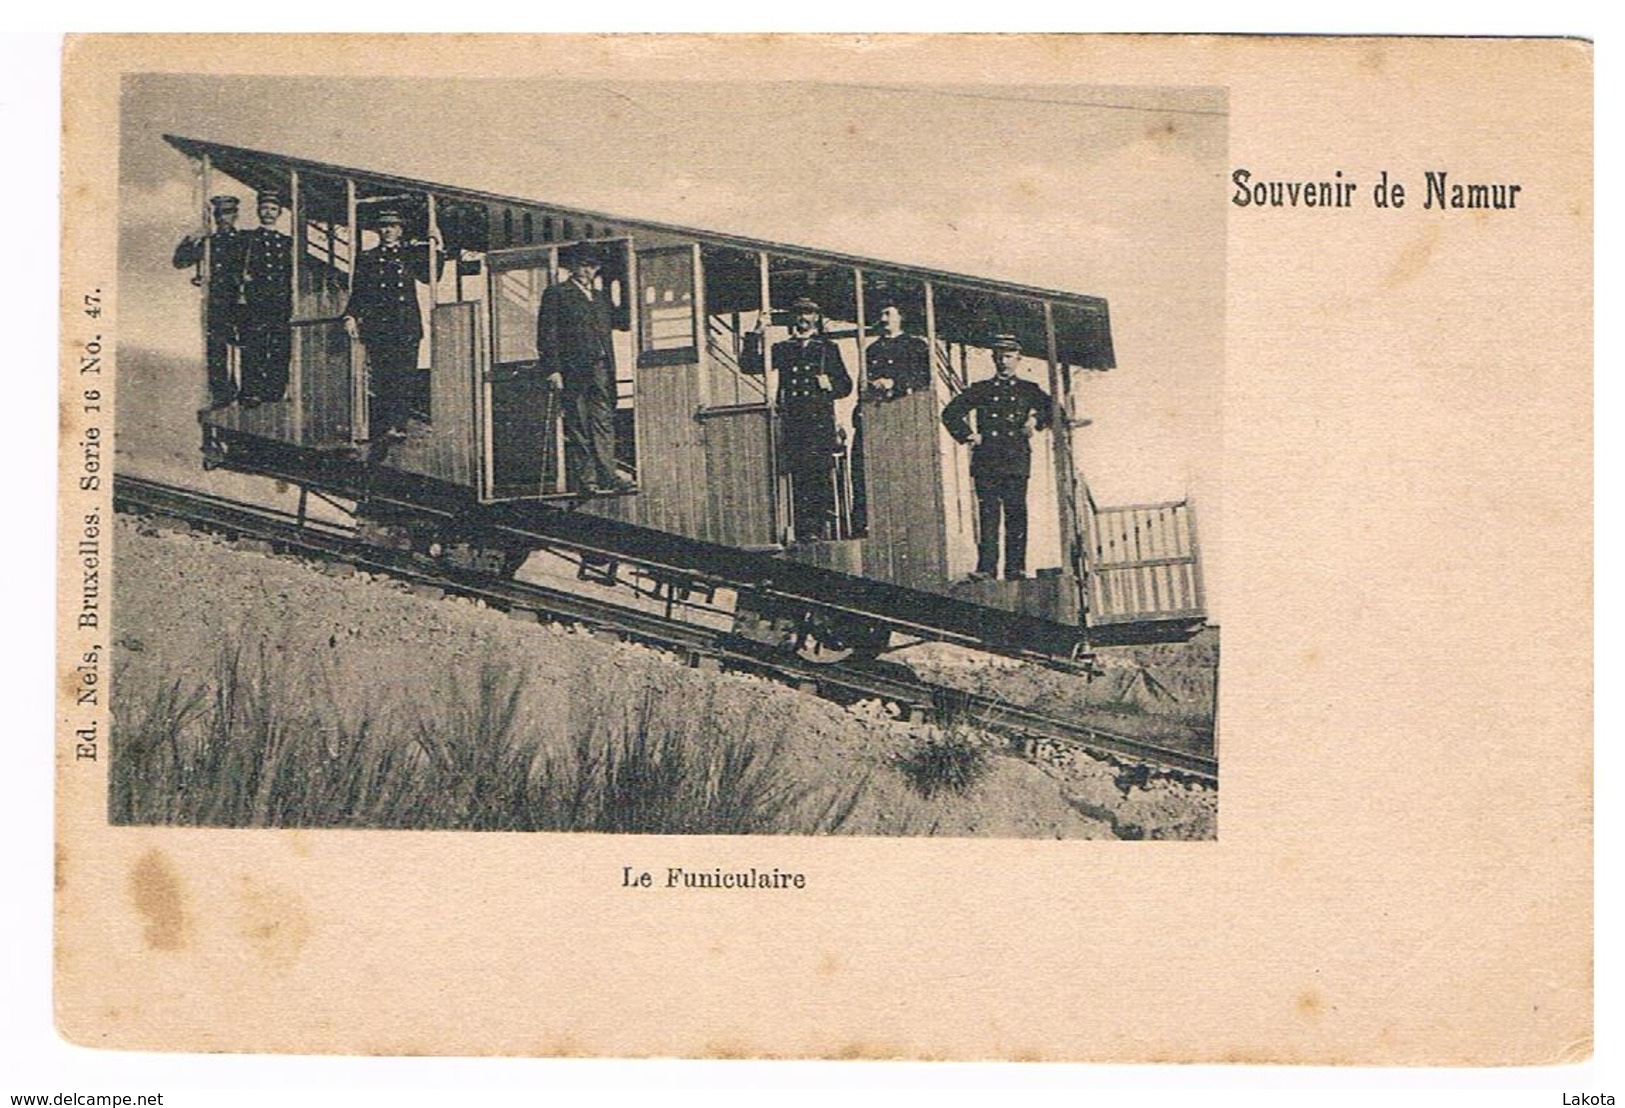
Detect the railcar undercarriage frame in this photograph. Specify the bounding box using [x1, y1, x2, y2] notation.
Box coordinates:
[203, 421, 1112, 673]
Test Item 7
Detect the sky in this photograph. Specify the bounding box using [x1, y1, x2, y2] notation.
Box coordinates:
[119, 75, 1225, 596]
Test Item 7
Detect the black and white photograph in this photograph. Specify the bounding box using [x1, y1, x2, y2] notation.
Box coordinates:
[110, 74, 1223, 840]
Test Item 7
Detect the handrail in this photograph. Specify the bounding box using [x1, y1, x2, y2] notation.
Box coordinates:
[693, 402, 770, 421]
[1093, 498, 1194, 515]
[933, 338, 964, 395]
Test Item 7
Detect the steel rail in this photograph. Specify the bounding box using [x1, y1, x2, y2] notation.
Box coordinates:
[113, 473, 1218, 782]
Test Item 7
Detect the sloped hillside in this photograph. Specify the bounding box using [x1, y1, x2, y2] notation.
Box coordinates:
[111, 515, 1216, 839]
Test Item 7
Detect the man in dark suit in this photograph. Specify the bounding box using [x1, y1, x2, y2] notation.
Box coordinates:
[741, 297, 854, 542]
[172, 194, 247, 409]
[235, 190, 294, 407]
[537, 241, 630, 493]
[940, 334, 1055, 581]
[343, 208, 440, 442]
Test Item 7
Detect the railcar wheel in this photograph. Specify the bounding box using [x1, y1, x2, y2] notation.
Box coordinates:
[793, 611, 891, 665]
[427, 536, 533, 579]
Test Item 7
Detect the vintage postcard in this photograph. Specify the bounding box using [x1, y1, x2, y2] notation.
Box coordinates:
[54, 34, 1589, 1063]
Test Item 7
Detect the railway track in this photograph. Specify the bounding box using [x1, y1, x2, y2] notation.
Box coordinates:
[112, 473, 1219, 784]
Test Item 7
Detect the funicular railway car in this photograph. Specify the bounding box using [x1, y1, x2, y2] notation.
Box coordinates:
[167, 134, 1206, 667]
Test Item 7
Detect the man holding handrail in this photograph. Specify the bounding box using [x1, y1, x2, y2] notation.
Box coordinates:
[537, 241, 631, 494]
[172, 194, 247, 410]
[741, 296, 854, 543]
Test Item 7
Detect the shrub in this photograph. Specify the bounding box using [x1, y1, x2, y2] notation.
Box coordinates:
[555, 689, 859, 835]
[894, 728, 991, 799]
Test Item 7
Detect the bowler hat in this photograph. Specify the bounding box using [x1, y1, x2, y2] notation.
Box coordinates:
[561, 241, 608, 267]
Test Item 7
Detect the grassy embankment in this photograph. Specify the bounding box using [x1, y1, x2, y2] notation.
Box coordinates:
[109, 641, 1000, 834]
[109, 642, 879, 833]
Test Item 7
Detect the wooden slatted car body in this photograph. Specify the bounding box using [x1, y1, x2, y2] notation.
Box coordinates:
[168, 134, 1206, 662]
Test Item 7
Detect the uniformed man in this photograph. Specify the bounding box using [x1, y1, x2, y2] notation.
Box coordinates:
[343, 208, 440, 442]
[172, 194, 247, 409]
[864, 304, 931, 400]
[235, 189, 294, 407]
[537, 241, 630, 494]
[851, 302, 933, 532]
[741, 297, 854, 542]
[940, 334, 1055, 581]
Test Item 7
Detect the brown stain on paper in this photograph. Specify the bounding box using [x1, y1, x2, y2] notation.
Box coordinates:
[1008, 173, 1042, 208]
[703, 1040, 754, 1060]
[1384, 226, 1441, 289]
[539, 1034, 586, 1058]
[1145, 118, 1180, 144]
[834, 1039, 909, 1061]
[1297, 989, 1325, 1018]
[128, 849, 188, 951]
[235, 875, 312, 968]
[57, 665, 85, 706]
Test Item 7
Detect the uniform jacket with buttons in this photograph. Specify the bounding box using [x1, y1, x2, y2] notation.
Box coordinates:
[345, 242, 438, 349]
[941, 372, 1055, 479]
[238, 226, 293, 322]
[173, 228, 250, 313]
[536, 277, 617, 392]
[739, 333, 854, 413]
[863, 333, 931, 399]
[740, 332, 854, 460]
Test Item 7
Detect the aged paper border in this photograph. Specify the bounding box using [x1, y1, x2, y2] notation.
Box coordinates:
[51, 34, 1590, 1066]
